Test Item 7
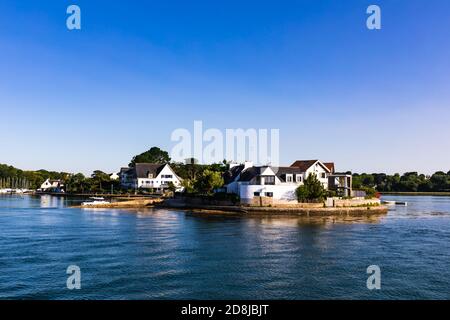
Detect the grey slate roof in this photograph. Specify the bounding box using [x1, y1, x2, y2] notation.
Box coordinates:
[134, 163, 167, 178]
[223, 165, 245, 185]
[272, 167, 305, 182]
[238, 167, 262, 182]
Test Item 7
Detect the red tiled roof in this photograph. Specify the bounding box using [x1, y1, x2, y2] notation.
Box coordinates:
[323, 162, 335, 173]
[290, 160, 318, 171]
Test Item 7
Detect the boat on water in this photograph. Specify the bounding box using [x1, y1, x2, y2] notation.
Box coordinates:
[382, 200, 408, 206]
[82, 197, 110, 206]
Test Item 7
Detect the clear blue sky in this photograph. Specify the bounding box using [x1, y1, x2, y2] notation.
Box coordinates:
[1, 0, 449, 175]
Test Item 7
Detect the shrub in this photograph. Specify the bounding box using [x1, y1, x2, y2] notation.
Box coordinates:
[295, 173, 326, 203]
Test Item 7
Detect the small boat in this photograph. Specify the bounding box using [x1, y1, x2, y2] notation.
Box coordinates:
[82, 200, 110, 206]
[382, 200, 408, 206]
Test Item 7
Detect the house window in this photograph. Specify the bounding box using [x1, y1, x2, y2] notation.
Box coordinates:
[286, 174, 293, 183]
[263, 176, 275, 185]
[254, 192, 260, 196]
[296, 175, 302, 183]
[321, 173, 326, 179]
[265, 192, 273, 197]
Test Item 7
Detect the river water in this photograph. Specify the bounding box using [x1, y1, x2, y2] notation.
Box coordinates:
[0, 194, 449, 299]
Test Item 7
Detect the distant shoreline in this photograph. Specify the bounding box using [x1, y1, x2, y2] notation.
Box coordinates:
[381, 192, 450, 196]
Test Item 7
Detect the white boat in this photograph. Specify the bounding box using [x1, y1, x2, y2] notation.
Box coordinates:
[82, 200, 110, 206]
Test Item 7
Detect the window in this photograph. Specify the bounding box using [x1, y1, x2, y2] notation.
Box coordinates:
[263, 176, 275, 185]
[254, 192, 260, 196]
[265, 192, 273, 197]
[286, 174, 293, 183]
[296, 175, 302, 183]
[321, 173, 326, 179]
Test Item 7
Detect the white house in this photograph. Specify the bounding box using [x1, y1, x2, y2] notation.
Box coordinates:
[39, 179, 65, 193]
[120, 163, 183, 193]
[223, 160, 338, 204]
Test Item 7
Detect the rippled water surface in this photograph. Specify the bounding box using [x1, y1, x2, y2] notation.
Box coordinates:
[0, 195, 449, 299]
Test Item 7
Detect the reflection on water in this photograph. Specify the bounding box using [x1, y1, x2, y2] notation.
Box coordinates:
[0, 194, 449, 299]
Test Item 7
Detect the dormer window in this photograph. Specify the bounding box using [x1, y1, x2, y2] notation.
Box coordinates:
[146, 171, 153, 179]
[286, 174, 293, 183]
[296, 175, 302, 183]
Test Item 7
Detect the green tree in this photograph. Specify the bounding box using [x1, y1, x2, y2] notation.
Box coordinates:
[167, 182, 177, 193]
[129, 147, 171, 167]
[295, 173, 326, 202]
[181, 178, 196, 194]
[193, 169, 224, 194]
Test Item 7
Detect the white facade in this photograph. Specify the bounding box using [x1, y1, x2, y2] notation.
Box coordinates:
[136, 165, 182, 191]
[304, 162, 330, 190]
[239, 184, 299, 204]
[39, 179, 64, 192]
[120, 164, 183, 192]
[225, 160, 331, 204]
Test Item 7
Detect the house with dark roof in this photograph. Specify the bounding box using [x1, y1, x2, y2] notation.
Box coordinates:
[39, 178, 65, 193]
[223, 160, 337, 204]
[120, 163, 182, 192]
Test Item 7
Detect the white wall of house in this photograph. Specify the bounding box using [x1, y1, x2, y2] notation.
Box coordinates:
[239, 184, 298, 204]
[40, 179, 52, 190]
[304, 162, 330, 189]
[225, 161, 331, 204]
[137, 165, 182, 190]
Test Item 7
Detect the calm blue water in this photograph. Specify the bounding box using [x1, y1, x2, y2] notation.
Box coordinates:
[0, 194, 449, 299]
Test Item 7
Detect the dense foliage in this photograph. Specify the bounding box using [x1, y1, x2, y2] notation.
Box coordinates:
[0, 164, 69, 189]
[0, 164, 120, 193]
[4, 146, 449, 196]
[129, 147, 171, 167]
[353, 171, 450, 192]
[295, 173, 327, 202]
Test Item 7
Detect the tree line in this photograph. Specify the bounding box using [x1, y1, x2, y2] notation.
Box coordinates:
[352, 171, 450, 192]
[3, 147, 449, 194]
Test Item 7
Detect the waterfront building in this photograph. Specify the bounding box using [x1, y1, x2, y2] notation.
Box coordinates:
[120, 163, 183, 193]
[39, 179, 65, 193]
[223, 160, 352, 204]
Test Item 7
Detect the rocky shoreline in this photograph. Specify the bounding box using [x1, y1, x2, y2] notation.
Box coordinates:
[75, 198, 389, 216]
